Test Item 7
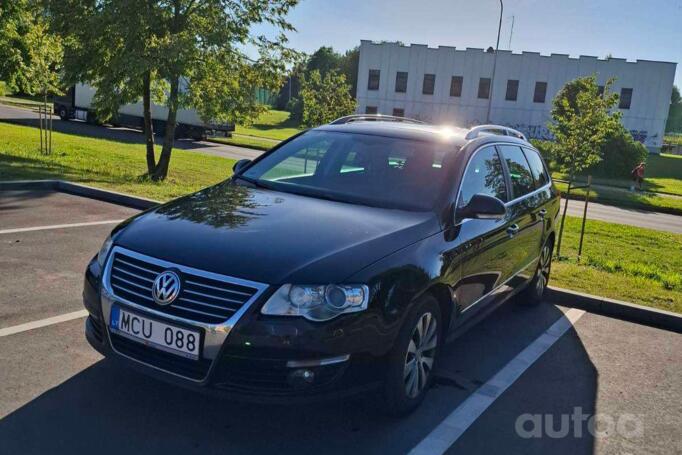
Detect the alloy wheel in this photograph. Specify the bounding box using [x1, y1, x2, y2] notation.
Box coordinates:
[403, 312, 438, 398]
[536, 244, 552, 295]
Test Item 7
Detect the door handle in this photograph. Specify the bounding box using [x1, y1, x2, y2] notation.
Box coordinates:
[538, 209, 547, 218]
[507, 224, 520, 237]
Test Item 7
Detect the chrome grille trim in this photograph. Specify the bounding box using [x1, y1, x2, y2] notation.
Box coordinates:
[106, 248, 264, 324]
[100, 245, 269, 383]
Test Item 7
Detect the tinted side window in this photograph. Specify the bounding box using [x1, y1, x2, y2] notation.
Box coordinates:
[523, 148, 549, 187]
[458, 146, 507, 207]
[499, 145, 535, 198]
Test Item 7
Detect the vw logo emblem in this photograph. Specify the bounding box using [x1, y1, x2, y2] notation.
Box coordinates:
[152, 271, 181, 306]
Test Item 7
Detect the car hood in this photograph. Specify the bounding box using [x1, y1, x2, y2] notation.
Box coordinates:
[113, 181, 441, 284]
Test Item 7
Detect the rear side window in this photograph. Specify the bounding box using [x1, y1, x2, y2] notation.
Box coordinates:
[523, 148, 549, 187]
[499, 145, 535, 198]
[458, 146, 507, 207]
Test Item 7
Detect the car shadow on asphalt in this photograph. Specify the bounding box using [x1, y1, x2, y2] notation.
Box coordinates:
[0, 302, 596, 455]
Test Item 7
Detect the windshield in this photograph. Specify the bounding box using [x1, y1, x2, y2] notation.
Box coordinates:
[240, 131, 457, 211]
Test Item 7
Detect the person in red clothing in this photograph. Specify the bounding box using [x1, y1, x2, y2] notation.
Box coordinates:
[631, 162, 646, 191]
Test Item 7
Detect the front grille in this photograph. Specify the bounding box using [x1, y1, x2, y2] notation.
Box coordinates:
[108, 251, 260, 324]
[110, 333, 211, 380]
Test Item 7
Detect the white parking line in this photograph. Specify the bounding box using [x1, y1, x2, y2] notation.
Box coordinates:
[409, 308, 586, 455]
[0, 310, 89, 337]
[0, 220, 123, 235]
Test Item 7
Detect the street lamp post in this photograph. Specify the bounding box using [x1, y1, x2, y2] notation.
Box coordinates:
[486, 0, 503, 123]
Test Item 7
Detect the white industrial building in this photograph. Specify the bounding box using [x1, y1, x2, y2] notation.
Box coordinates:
[356, 40, 676, 151]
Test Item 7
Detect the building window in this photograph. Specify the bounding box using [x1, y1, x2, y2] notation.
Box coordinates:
[533, 82, 547, 103]
[392, 108, 405, 117]
[450, 76, 463, 97]
[422, 74, 436, 95]
[619, 88, 633, 109]
[395, 72, 408, 93]
[365, 106, 378, 114]
[478, 78, 491, 99]
[505, 80, 519, 101]
[368, 70, 380, 91]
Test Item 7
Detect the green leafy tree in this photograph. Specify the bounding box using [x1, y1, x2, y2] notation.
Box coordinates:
[549, 76, 622, 179]
[666, 85, 681, 133]
[0, 0, 63, 154]
[300, 70, 356, 127]
[51, 0, 299, 181]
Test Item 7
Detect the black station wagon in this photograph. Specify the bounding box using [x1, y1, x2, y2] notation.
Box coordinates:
[83, 115, 560, 414]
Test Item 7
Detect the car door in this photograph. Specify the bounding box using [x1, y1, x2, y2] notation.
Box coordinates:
[453, 145, 515, 312]
[522, 147, 553, 245]
[497, 145, 544, 284]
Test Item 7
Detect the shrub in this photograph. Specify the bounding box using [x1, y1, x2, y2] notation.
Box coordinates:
[0, 81, 8, 96]
[587, 126, 648, 178]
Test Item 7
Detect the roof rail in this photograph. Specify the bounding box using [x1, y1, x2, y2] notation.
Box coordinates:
[465, 124, 527, 141]
[330, 114, 425, 125]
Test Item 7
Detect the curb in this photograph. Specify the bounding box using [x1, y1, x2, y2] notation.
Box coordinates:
[547, 286, 682, 334]
[0, 179, 159, 210]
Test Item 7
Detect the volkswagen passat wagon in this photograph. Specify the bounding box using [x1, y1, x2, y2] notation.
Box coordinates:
[83, 115, 559, 414]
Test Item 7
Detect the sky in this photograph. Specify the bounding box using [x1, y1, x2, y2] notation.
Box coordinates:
[256, 0, 682, 87]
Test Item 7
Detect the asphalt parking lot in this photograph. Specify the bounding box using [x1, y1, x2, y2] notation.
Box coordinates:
[1, 190, 680, 455]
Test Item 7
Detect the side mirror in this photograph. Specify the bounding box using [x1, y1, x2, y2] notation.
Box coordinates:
[456, 194, 506, 222]
[232, 159, 251, 174]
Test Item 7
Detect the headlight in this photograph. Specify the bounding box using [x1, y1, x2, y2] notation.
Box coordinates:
[261, 284, 369, 321]
[97, 235, 114, 268]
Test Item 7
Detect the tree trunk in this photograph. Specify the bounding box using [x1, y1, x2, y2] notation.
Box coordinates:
[152, 75, 179, 181]
[142, 71, 156, 175]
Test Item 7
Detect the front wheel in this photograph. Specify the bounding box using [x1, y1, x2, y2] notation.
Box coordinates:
[382, 294, 442, 416]
[518, 240, 553, 306]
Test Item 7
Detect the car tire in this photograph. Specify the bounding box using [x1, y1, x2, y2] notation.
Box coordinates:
[382, 294, 442, 416]
[58, 106, 68, 121]
[518, 239, 553, 306]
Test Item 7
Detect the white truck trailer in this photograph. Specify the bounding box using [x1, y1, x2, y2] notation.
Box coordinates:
[53, 83, 234, 140]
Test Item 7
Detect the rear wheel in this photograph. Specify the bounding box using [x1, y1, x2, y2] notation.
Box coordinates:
[382, 295, 441, 415]
[57, 106, 68, 121]
[518, 239, 553, 305]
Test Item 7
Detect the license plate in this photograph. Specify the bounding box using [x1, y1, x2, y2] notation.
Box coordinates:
[110, 306, 200, 360]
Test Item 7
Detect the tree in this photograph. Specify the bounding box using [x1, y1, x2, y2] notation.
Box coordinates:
[666, 85, 681, 133]
[548, 76, 622, 179]
[0, 0, 63, 154]
[300, 70, 356, 127]
[50, 0, 299, 180]
[306, 46, 341, 77]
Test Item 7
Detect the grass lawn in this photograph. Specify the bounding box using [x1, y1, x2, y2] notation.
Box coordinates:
[664, 134, 682, 146]
[553, 153, 682, 197]
[208, 109, 301, 151]
[234, 109, 301, 141]
[553, 180, 682, 216]
[553, 216, 682, 313]
[0, 95, 44, 111]
[0, 122, 234, 201]
[208, 134, 277, 152]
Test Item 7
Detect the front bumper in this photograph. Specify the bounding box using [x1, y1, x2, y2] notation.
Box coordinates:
[83, 259, 389, 403]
